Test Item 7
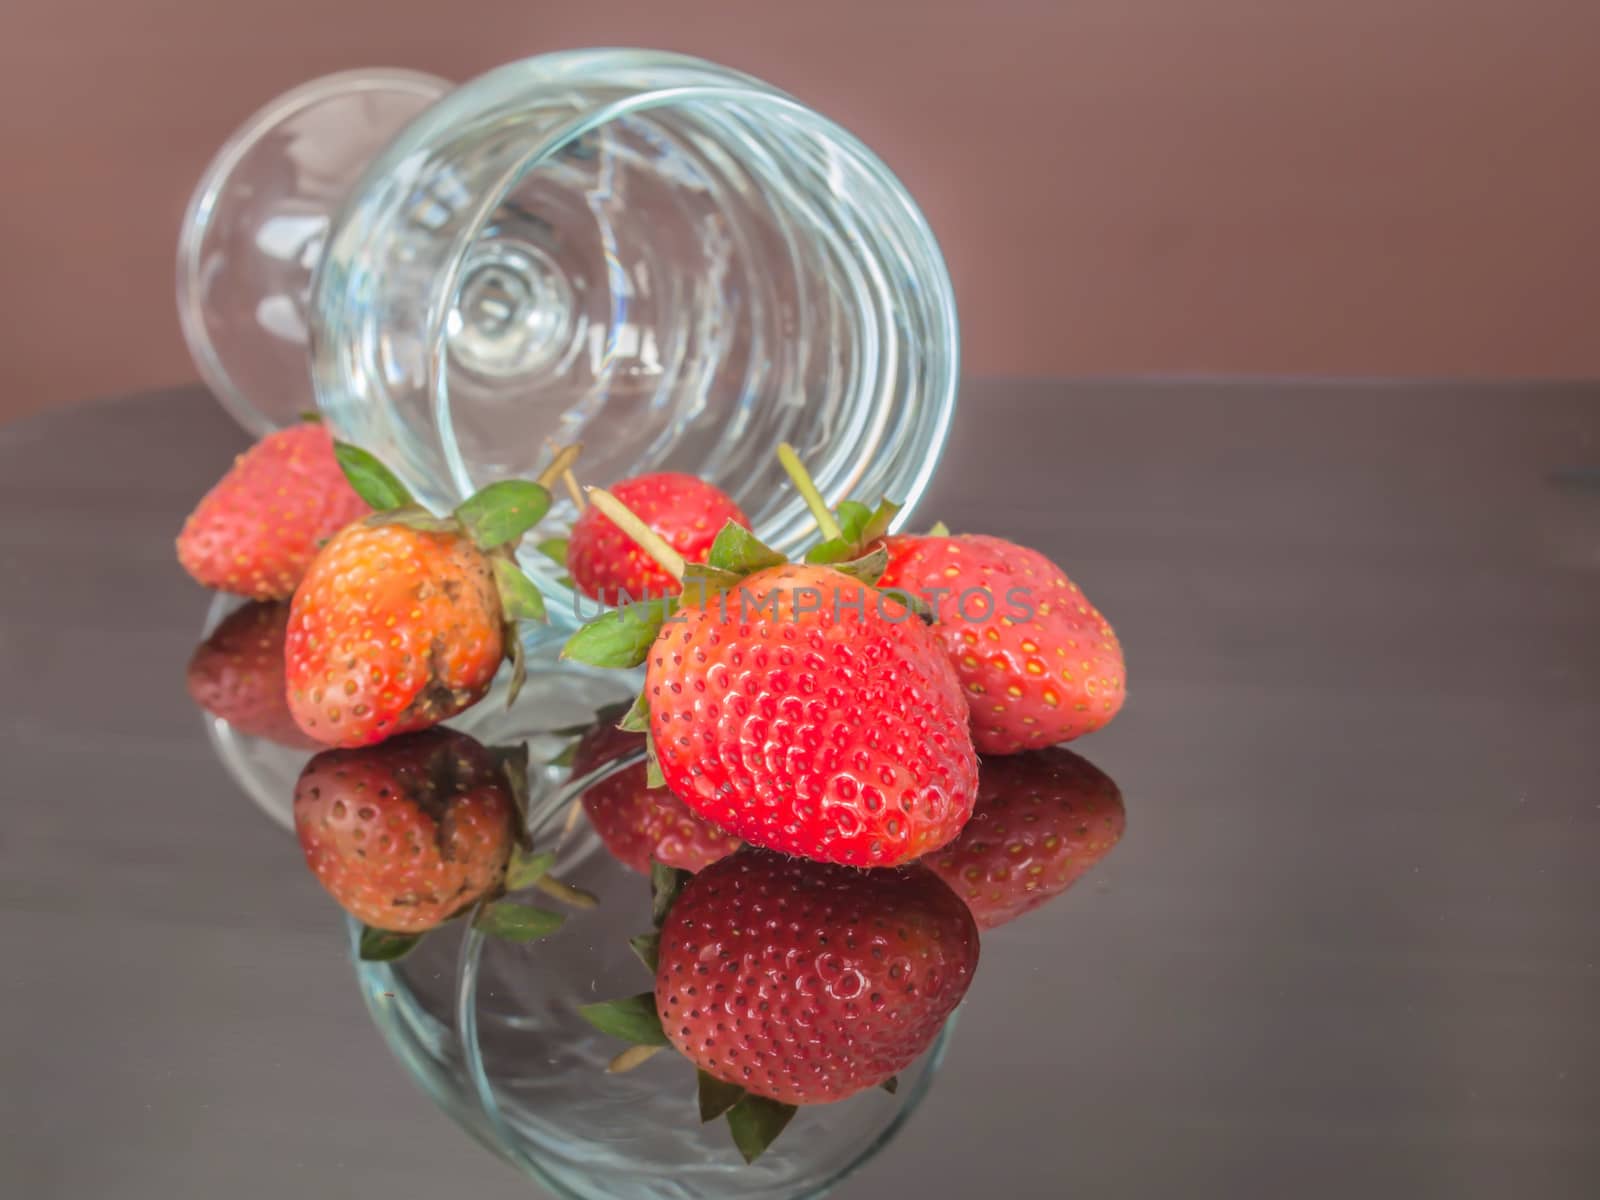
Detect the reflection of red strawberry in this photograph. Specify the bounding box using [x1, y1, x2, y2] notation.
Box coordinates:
[185, 601, 318, 750]
[573, 724, 740, 874]
[656, 848, 979, 1104]
[568, 473, 746, 605]
[293, 729, 516, 932]
[878, 534, 1126, 754]
[177, 423, 369, 599]
[926, 746, 1125, 929]
[646, 563, 978, 867]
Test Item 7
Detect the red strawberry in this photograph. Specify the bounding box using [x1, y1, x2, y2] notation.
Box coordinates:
[285, 445, 551, 748]
[655, 848, 979, 1105]
[177, 422, 369, 599]
[567, 473, 747, 605]
[878, 534, 1126, 753]
[573, 723, 741, 875]
[643, 562, 977, 867]
[293, 728, 517, 932]
[185, 601, 317, 749]
[925, 746, 1125, 929]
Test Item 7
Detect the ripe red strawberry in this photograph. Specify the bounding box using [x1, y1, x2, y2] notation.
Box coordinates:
[293, 728, 517, 932]
[177, 422, 369, 599]
[185, 601, 317, 749]
[878, 534, 1126, 753]
[655, 848, 979, 1105]
[285, 445, 551, 748]
[925, 746, 1125, 929]
[642, 562, 977, 867]
[567, 473, 747, 605]
[573, 723, 741, 874]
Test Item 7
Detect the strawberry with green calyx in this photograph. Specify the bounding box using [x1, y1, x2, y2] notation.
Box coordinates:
[926, 746, 1126, 929]
[285, 444, 552, 748]
[561, 488, 977, 868]
[580, 848, 980, 1162]
[186, 600, 318, 749]
[777, 444, 1128, 754]
[177, 419, 371, 599]
[565, 472, 750, 606]
[294, 728, 575, 958]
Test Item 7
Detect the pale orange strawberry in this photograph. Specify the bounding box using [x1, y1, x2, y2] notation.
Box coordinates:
[286, 523, 506, 746]
[284, 444, 552, 747]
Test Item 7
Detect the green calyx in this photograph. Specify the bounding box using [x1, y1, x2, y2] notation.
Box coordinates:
[472, 899, 565, 942]
[725, 1094, 799, 1164]
[578, 992, 667, 1046]
[776, 442, 906, 568]
[454, 480, 551, 551]
[357, 926, 422, 962]
[335, 443, 415, 511]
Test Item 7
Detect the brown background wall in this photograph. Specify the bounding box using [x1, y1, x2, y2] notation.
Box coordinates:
[3, 0, 1597, 424]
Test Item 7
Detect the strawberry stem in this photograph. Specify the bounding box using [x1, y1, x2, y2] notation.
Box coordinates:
[533, 874, 599, 910]
[536, 442, 583, 491]
[608, 1044, 666, 1074]
[561, 468, 586, 511]
[776, 443, 842, 541]
[543, 439, 588, 510]
[586, 487, 686, 582]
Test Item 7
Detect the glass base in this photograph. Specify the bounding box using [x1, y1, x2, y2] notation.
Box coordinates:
[177, 69, 449, 435]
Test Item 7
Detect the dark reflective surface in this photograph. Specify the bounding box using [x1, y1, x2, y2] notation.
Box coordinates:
[4, 381, 1598, 1199]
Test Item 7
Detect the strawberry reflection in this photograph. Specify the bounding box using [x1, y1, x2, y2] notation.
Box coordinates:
[924, 746, 1125, 930]
[572, 721, 741, 875]
[186, 600, 317, 750]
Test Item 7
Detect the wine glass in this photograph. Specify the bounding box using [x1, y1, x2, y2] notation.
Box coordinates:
[176, 51, 961, 623]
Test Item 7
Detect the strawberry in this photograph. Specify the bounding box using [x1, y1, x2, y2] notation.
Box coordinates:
[877, 534, 1126, 753]
[177, 421, 369, 599]
[773, 444, 1127, 754]
[573, 723, 741, 875]
[925, 746, 1126, 929]
[646, 563, 977, 866]
[294, 728, 577, 955]
[654, 848, 979, 1106]
[564, 495, 978, 868]
[185, 601, 317, 750]
[566, 472, 747, 605]
[285, 446, 551, 748]
[293, 728, 518, 933]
